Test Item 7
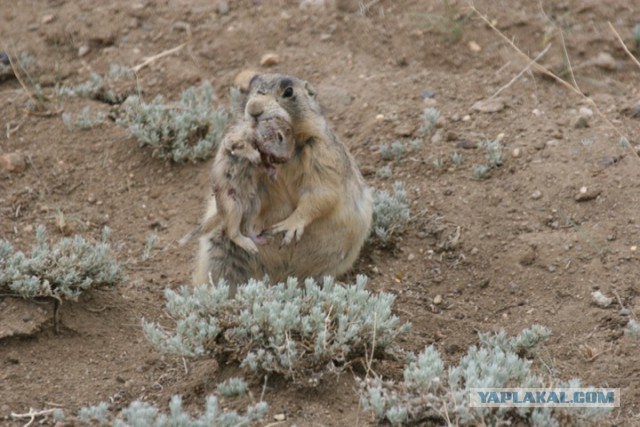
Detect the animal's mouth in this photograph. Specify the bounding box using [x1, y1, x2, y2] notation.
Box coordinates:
[260, 152, 278, 180]
[253, 117, 293, 164]
[260, 151, 276, 165]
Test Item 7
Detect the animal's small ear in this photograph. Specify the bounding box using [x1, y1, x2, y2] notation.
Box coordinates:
[304, 81, 317, 98]
[248, 74, 261, 90]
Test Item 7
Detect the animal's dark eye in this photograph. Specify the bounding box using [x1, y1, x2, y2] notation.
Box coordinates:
[282, 87, 294, 98]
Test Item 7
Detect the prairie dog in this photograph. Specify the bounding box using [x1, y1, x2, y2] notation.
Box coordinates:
[182, 117, 294, 254]
[194, 74, 373, 287]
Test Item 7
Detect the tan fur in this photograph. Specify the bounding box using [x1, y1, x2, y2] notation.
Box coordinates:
[194, 74, 373, 287]
[182, 122, 264, 254]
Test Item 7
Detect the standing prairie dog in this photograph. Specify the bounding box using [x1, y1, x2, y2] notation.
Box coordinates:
[182, 117, 294, 254]
[194, 74, 373, 287]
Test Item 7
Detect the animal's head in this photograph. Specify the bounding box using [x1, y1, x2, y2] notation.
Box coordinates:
[243, 74, 321, 126]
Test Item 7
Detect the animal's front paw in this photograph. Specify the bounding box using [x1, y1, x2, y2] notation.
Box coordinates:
[234, 236, 259, 254]
[246, 148, 262, 164]
[270, 218, 305, 246]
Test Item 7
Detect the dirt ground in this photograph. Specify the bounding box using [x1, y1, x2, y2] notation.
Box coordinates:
[1, 0, 639, 425]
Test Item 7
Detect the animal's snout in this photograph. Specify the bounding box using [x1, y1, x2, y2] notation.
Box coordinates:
[246, 98, 264, 119]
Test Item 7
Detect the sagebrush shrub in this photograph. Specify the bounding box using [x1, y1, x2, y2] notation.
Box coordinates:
[379, 142, 402, 163]
[78, 395, 267, 427]
[0, 225, 123, 300]
[421, 107, 440, 135]
[0, 52, 33, 76]
[216, 377, 249, 397]
[62, 106, 107, 131]
[117, 81, 228, 163]
[60, 65, 135, 104]
[360, 326, 611, 426]
[376, 165, 392, 180]
[472, 140, 504, 180]
[369, 181, 410, 245]
[451, 151, 464, 166]
[626, 319, 640, 338]
[482, 139, 504, 168]
[144, 275, 410, 379]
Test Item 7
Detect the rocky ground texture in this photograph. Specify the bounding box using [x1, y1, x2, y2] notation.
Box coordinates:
[1, 0, 639, 425]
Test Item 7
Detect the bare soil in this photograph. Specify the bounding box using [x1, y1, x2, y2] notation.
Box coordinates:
[1, 0, 639, 425]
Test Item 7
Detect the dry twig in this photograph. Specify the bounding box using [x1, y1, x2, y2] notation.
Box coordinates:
[467, 2, 638, 160]
[3, 46, 62, 116]
[490, 44, 550, 99]
[608, 22, 640, 71]
[132, 43, 186, 73]
[11, 408, 58, 427]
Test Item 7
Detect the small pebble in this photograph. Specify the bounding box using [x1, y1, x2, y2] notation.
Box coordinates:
[375, 114, 385, 121]
[433, 295, 443, 305]
[421, 90, 435, 99]
[468, 41, 481, 52]
[455, 140, 477, 149]
[394, 123, 414, 137]
[546, 139, 559, 147]
[531, 190, 542, 200]
[593, 52, 617, 71]
[423, 98, 437, 107]
[407, 253, 415, 261]
[172, 21, 190, 32]
[41, 14, 55, 24]
[273, 414, 286, 422]
[233, 69, 258, 91]
[575, 186, 601, 202]
[78, 45, 90, 57]
[472, 98, 505, 113]
[512, 148, 521, 158]
[0, 152, 27, 173]
[519, 246, 536, 266]
[300, 0, 328, 9]
[260, 53, 280, 67]
[591, 290, 613, 308]
[462, 114, 471, 121]
[579, 106, 593, 117]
